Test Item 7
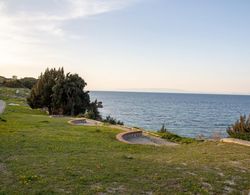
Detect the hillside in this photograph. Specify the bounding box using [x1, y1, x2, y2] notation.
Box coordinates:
[0, 87, 250, 194]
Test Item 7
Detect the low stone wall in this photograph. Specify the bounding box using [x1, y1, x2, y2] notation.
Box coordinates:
[116, 130, 143, 144]
[220, 138, 250, 147]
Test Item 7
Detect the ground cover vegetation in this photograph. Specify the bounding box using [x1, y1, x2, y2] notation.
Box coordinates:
[0, 87, 250, 194]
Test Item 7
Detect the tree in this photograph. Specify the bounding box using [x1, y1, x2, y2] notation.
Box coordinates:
[27, 67, 65, 114]
[27, 67, 95, 117]
[52, 73, 90, 116]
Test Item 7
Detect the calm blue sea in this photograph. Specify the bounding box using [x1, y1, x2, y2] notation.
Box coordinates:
[90, 91, 250, 138]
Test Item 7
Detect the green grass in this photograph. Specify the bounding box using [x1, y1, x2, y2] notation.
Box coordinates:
[0, 87, 250, 194]
[156, 131, 198, 144]
[0, 87, 30, 105]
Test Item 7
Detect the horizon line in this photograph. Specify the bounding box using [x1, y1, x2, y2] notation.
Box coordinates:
[88, 89, 250, 96]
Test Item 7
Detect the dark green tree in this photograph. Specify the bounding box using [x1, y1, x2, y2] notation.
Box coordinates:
[27, 67, 95, 117]
[27, 67, 65, 114]
[52, 73, 90, 116]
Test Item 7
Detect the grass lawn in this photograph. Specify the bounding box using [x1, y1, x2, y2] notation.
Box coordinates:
[0, 87, 250, 194]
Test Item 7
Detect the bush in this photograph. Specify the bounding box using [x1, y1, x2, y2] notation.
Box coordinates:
[3, 80, 24, 88]
[84, 110, 96, 120]
[103, 115, 124, 125]
[158, 124, 168, 133]
[85, 100, 102, 120]
[19, 77, 37, 89]
[1, 77, 37, 89]
[227, 115, 250, 141]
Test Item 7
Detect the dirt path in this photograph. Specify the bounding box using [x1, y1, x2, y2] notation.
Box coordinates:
[0, 100, 6, 114]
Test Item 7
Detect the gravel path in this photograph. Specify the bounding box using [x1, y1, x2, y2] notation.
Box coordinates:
[0, 100, 6, 114]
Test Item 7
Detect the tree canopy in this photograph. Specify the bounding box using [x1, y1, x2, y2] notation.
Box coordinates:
[27, 67, 99, 117]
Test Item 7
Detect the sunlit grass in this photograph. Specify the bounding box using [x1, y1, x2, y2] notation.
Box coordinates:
[0, 87, 250, 194]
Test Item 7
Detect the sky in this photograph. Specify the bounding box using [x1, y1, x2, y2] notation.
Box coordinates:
[0, 0, 250, 94]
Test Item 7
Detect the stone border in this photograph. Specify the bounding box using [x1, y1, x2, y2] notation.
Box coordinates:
[220, 138, 250, 147]
[68, 118, 102, 126]
[116, 130, 143, 144]
[68, 118, 178, 146]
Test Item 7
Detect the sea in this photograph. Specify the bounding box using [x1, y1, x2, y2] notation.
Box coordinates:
[90, 91, 250, 138]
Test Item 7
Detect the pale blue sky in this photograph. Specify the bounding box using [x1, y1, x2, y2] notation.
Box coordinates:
[0, 0, 250, 94]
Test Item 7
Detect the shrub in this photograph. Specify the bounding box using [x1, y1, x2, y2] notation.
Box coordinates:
[85, 110, 96, 120]
[103, 115, 124, 125]
[1, 77, 37, 89]
[19, 77, 37, 89]
[227, 115, 250, 141]
[3, 80, 24, 88]
[85, 100, 102, 120]
[158, 124, 168, 133]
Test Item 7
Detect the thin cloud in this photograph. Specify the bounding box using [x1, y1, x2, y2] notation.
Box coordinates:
[0, 0, 135, 38]
[0, 0, 137, 67]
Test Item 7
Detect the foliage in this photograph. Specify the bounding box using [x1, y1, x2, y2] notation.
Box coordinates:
[2, 79, 24, 88]
[158, 124, 168, 133]
[157, 124, 196, 144]
[27, 67, 65, 113]
[27, 67, 96, 116]
[103, 115, 124, 125]
[85, 99, 103, 120]
[0, 76, 37, 89]
[52, 73, 90, 116]
[227, 115, 250, 141]
[19, 77, 37, 89]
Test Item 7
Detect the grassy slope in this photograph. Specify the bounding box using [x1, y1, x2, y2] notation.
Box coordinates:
[0, 88, 250, 194]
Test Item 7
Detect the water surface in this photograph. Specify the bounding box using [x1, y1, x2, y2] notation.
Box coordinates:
[90, 91, 250, 138]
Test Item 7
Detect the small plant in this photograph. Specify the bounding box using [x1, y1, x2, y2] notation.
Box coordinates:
[158, 124, 168, 133]
[227, 115, 250, 141]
